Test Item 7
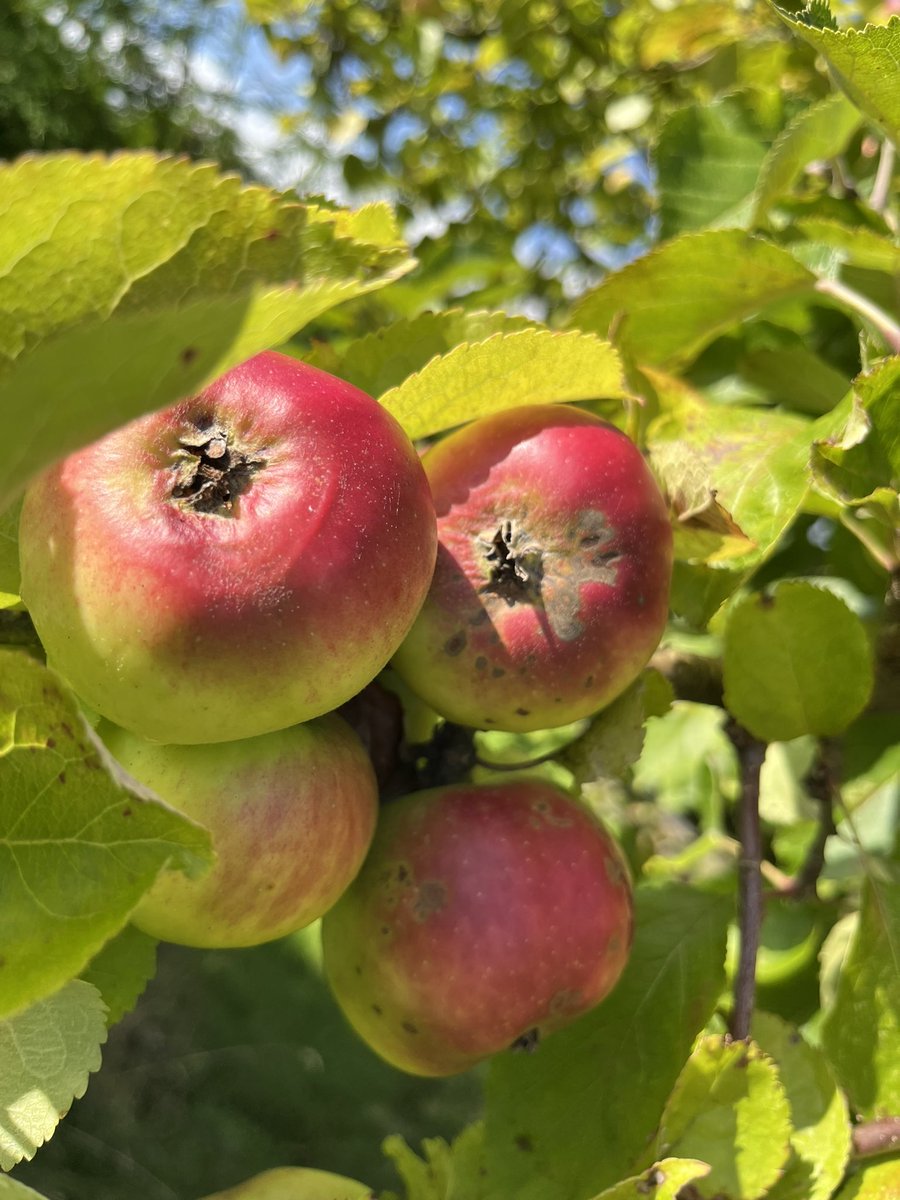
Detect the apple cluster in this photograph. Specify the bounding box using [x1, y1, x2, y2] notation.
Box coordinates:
[19, 350, 672, 1076]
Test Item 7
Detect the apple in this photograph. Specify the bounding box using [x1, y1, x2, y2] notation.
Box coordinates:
[322, 779, 633, 1076]
[100, 713, 378, 949]
[19, 351, 437, 744]
[201, 1167, 374, 1199]
[391, 403, 672, 732]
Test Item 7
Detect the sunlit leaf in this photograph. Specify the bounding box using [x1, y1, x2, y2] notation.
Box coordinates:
[0, 650, 212, 1018]
[0, 980, 106, 1170]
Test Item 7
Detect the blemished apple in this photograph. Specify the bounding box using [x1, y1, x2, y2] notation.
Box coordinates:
[322, 779, 633, 1076]
[391, 404, 672, 732]
[19, 351, 437, 744]
[101, 713, 378, 949]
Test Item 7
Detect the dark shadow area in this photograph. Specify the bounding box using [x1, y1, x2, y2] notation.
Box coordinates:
[12, 935, 482, 1200]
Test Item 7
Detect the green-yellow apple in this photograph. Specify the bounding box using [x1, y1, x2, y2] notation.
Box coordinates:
[201, 1167, 374, 1199]
[322, 779, 633, 1075]
[19, 351, 437, 744]
[101, 713, 378, 948]
[391, 404, 672, 731]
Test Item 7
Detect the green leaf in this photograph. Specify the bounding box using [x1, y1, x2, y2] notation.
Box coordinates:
[482, 884, 731, 1200]
[752, 1012, 852, 1200]
[656, 100, 767, 237]
[769, 9, 900, 141]
[648, 372, 813, 574]
[0, 650, 212, 1018]
[722, 582, 874, 742]
[632, 701, 738, 825]
[568, 232, 815, 369]
[0, 499, 19, 606]
[637, 2, 757, 68]
[810, 358, 900, 508]
[379, 330, 627, 441]
[0, 1177, 50, 1198]
[562, 670, 674, 787]
[653, 1035, 792, 1199]
[794, 220, 900, 274]
[842, 713, 900, 812]
[752, 94, 862, 221]
[0, 152, 413, 511]
[832, 1159, 900, 1200]
[0, 979, 106, 1170]
[199, 1166, 374, 1198]
[821, 871, 900, 1119]
[301, 309, 537, 399]
[588, 1159, 711, 1200]
[79, 924, 158, 1027]
[382, 1125, 487, 1200]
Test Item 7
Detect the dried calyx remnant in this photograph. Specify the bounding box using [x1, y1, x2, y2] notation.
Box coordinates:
[479, 520, 544, 606]
[169, 417, 266, 516]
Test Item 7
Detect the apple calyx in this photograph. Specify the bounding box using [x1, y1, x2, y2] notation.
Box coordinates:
[170, 416, 267, 516]
[479, 519, 544, 606]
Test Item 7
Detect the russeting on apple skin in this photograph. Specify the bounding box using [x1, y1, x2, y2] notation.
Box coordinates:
[19, 351, 437, 744]
[101, 713, 378, 949]
[322, 779, 633, 1076]
[391, 403, 672, 732]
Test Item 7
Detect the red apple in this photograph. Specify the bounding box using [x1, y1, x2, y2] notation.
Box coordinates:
[322, 779, 633, 1076]
[391, 404, 672, 731]
[101, 713, 378, 948]
[18, 351, 437, 744]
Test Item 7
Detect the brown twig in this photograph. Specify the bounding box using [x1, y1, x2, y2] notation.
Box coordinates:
[852, 1116, 900, 1159]
[727, 720, 766, 1041]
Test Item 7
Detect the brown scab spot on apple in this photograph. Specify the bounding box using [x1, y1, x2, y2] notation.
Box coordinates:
[443, 631, 467, 657]
[548, 987, 581, 1016]
[474, 655, 488, 671]
[402, 1020, 419, 1034]
[491, 667, 506, 678]
[514, 1133, 534, 1152]
[371, 1003, 383, 1015]
[515, 706, 530, 717]
[584, 675, 595, 688]
[531, 798, 573, 828]
[412, 880, 447, 922]
[604, 854, 626, 886]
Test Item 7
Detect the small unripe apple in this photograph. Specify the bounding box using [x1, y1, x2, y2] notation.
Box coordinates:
[391, 404, 672, 732]
[201, 1167, 374, 1199]
[322, 779, 633, 1076]
[101, 714, 378, 949]
[19, 351, 437, 744]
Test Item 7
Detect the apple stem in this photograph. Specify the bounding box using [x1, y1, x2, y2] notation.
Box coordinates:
[727, 720, 766, 1042]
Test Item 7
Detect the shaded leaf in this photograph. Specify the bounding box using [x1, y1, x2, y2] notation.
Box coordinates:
[722, 582, 874, 742]
[563, 670, 674, 787]
[794, 219, 900, 274]
[0, 980, 106, 1170]
[482, 884, 731, 1200]
[753, 94, 862, 221]
[652, 1035, 791, 1199]
[79, 925, 158, 1027]
[821, 871, 900, 1119]
[382, 1124, 487, 1200]
[380, 330, 626, 441]
[0, 650, 212, 1018]
[0, 152, 413, 510]
[568, 232, 815, 369]
[656, 100, 767, 237]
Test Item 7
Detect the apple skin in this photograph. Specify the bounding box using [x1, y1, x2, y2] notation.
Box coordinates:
[100, 713, 378, 949]
[322, 779, 633, 1076]
[201, 1167, 374, 1199]
[19, 351, 437, 744]
[391, 404, 672, 732]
